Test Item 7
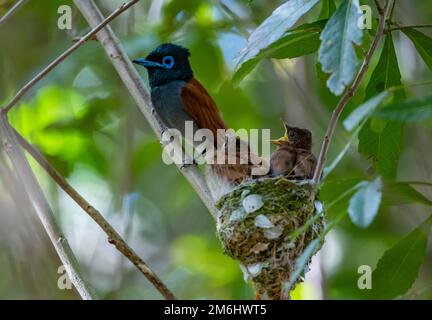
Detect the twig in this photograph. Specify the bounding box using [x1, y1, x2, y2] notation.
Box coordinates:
[1, 0, 140, 114]
[388, 24, 432, 32]
[73, 0, 218, 219]
[12, 127, 177, 300]
[389, 79, 432, 91]
[0, 0, 28, 28]
[374, 0, 383, 14]
[400, 181, 432, 187]
[312, 0, 393, 187]
[0, 115, 96, 300]
[389, 0, 397, 19]
[0, 0, 175, 299]
[72, 34, 98, 42]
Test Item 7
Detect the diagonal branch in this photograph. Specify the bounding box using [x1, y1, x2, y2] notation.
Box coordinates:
[1, 0, 140, 114]
[12, 127, 176, 300]
[0, 0, 28, 28]
[73, 0, 217, 219]
[0, 114, 96, 300]
[312, 0, 393, 187]
[0, 0, 175, 299]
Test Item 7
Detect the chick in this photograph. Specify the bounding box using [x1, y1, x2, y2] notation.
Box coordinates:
[269, 124, 316, 179]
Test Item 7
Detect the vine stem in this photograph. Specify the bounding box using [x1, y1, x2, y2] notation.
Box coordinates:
[312, 0, 393, 189]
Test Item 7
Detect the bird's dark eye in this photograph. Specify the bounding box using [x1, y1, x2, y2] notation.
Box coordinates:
[162, 55, 175, 69]
[288, 130, 297, 140]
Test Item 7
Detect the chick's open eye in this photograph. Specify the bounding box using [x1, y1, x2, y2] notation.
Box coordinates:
[162, 55, 175, 69]
[288, 130, 296, 139]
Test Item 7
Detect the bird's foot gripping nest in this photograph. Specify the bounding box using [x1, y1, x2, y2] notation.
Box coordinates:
[215, 177, 325, 300]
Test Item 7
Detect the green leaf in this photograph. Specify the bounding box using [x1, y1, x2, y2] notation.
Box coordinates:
[321, 178, 364, 218]
[320, 178, 363, 205]
[324, 122, 366, 178]
[267, 21, 326, 58]
[348, 177, 382, 228]
[373, 96, 432, 122]
[359, 122, 404, 180]
[319, 0, 336, 19]
[343, 91, 390, 131]
[383, 182, 432, 206]
[234, 0, 320, 70]
[318, 0, 363, 95]
[359, 34, 405, 180]
[369, 217, 432, 299]
[233, 21, 325, 84]
[284, 238, 321, 295]
[402, 28, 432, 70]
[365, 35, 404, 100]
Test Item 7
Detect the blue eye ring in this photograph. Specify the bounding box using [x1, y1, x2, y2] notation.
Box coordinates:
[162, 55, 175, 69]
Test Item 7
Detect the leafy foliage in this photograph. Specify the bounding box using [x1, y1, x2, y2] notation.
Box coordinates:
[343, 91, 390, 131]
[320, 178, 363, 215]
[234, 0, 319, 71]
[382, 183, 432, 206]
[369, 217, 432, 299]
[284, 238, 321, 294]
[1, 0, 432, 300]
[374, 95, 432, 122]
[358, 122, 404, 180]
[348, 177, 382, 228]
[319, 0, 336, 20]
[318, 0, 363, 95]
[402, 28, 432, 70]
[358, 35, 405, 180]
[233, 20, 326, 84]
[364, 36, 405, 101]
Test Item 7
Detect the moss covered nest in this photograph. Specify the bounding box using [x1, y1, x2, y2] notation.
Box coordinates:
[215, 177, 325, 300]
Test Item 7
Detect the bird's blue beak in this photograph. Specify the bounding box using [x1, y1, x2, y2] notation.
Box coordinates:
[132, 58, 162, 68]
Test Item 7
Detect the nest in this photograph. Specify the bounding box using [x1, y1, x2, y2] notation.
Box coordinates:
[215, 177, 325, 300]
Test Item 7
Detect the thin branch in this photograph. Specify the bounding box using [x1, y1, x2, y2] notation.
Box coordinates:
[0, 115, 96, 300]
[388, 79, 432, 92]
[0, 0, 175, 299]
[388, 24, 432, 32]
[374, 0, 383, 14]
[12, 127, 176, 300]
[73, 0, 218, 219]
[0, 0, 28, 28]
[1, 0, 140, 114]
[401, 181, 432, 187]
[312, 0, 393, 187]
[389, 0, 397, 20]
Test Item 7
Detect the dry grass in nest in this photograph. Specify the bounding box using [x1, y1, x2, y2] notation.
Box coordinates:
[215, 177, 325, 300]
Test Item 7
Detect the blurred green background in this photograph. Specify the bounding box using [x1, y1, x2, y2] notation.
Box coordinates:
[0, 0, 431, 299]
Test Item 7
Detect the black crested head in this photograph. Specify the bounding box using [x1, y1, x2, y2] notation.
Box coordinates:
[133, 43, 193, 88]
